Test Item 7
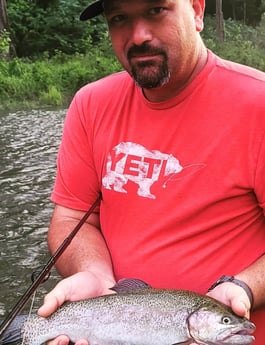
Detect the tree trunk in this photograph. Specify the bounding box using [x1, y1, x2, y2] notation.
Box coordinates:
[232, 0, 237, 20]
[243, 0, 247, 24]
[0, 0, 8, 31]
[216, 0, 225, 42]
[0, 0, 16, 58]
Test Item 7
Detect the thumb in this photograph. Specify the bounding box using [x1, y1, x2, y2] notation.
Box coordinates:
[207, 282, 251, 319]
[38, 293, 63, 317]
[38, 285, 67, 317]
[230, 294, 250, 319]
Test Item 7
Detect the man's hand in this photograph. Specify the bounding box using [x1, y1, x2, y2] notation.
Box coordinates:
[38, 271, 116, 345]
[207, 281, 251, 319]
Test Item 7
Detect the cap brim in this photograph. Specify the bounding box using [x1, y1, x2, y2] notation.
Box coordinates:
[80, 1, 104, 21]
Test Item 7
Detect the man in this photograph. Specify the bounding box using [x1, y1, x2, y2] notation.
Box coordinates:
[38, 0, 265, 343]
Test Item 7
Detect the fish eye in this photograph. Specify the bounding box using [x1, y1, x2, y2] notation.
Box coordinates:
[222, 316, 232, 325]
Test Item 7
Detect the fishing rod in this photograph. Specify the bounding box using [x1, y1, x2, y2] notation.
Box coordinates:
[0, 194, 101, 337]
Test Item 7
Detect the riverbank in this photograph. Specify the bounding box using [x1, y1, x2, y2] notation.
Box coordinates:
[0, 51, 121, 111]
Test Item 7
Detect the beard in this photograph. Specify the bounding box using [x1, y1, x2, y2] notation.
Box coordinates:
[127, 43, 170, 89]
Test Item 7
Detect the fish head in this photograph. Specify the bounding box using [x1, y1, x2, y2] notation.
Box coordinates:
[187, 302, 255, 345]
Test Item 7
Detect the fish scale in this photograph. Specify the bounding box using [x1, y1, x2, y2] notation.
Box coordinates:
[0, 279, 256, 345]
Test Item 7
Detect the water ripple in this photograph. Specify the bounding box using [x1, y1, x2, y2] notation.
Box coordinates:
[0, 108, 65, 315]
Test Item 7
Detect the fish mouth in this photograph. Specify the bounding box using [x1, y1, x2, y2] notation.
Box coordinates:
[214, 320, 255, 345]
[235, 329, 254, 335]
[224, 334, 255, 345]
[222, 325, 255, 344]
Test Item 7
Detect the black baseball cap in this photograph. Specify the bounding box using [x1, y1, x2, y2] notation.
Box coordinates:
[80, 0, 105, 21]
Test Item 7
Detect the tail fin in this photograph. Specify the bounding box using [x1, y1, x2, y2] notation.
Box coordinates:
[0, 315, 27, 344]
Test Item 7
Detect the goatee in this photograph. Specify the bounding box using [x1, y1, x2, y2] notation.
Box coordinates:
[127, 43, 170, 89]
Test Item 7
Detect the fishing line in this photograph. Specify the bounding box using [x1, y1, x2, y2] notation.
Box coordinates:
[21, 267, 48, 345]
[0, 194, 101, 338]
[21, 289, 37, 345]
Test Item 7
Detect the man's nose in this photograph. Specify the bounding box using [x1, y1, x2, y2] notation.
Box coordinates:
[130, 19, 153, 46]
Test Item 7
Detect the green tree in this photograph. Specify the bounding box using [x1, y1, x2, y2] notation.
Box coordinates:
[206, 0, 264, 26]
[7, 0, 109, 57]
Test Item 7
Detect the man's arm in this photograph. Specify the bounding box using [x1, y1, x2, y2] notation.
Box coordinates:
[38, 204, 116, 317]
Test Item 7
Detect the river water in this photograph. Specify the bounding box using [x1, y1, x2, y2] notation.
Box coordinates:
[0, 108, 66, 317]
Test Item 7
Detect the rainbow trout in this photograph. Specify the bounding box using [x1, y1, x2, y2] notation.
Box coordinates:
[0, 279, 255, 345]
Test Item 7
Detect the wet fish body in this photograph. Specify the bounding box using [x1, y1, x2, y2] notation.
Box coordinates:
[0, 279, 255, 345]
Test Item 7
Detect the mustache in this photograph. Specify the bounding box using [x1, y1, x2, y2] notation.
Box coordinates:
[127, 43, 166, 59]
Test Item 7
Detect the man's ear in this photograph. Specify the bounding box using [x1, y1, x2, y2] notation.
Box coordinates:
[192, 0, 205, 32]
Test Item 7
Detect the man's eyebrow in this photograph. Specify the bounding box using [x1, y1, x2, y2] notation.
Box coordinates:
[144, 0, 167, 3]
[141, 0, 170, 4]
[104, 0, 169, 13]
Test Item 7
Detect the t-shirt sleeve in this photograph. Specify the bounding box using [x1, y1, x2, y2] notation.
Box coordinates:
[51, 90, 100, 211]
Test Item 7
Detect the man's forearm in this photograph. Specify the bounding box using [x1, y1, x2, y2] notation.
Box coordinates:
[47, 205, 114, 283]
[235, 253, 265, 310]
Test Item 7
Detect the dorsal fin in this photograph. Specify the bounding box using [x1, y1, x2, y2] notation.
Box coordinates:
[110, 278, 151, 294]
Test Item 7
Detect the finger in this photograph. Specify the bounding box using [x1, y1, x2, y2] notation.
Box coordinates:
[46, 335, 70, 345]
[38, 288, 66, 317]
[75, 339, 89, 345]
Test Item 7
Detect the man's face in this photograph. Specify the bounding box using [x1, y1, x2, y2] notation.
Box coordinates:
[104, 0, 204, 90]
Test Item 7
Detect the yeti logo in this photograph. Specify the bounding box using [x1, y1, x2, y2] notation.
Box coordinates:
[102, 142, 203, 199]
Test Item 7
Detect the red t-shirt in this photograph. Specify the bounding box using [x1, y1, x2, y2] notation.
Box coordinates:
[52, 50, 265, 341]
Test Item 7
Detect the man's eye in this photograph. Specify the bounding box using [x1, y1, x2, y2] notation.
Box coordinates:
[109, 14, 127, 24]
[149, 7, 165, 15]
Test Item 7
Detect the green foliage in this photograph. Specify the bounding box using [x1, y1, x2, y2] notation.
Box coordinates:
[0, 46, 121, 110]
[0, 29, 11, 59]
[205, 0, 265, 26]
[6, 0, 108, 58]
[1, 0, 121, 110]
[2, 6, 265, 111]
[40, 85, 62, 106]
[201, 15, 265, 71]
[5, 0, 265, 59]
